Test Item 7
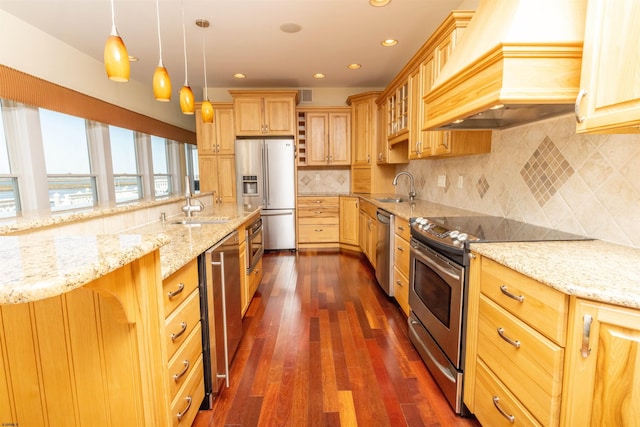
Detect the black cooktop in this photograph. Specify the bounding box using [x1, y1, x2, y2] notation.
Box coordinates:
[428, 216, 590, 243]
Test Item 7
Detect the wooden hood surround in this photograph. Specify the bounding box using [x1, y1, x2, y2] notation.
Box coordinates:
[424, 0, 587, 130]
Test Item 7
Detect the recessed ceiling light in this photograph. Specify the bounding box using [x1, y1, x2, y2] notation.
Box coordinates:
[347, 63, 361, 70]
[313, 73, 325, 79]
[381, 39, 398, 47]
[369, 0, 391, 6]
[280, 23, 302, 33]
[234, 73, 246, 79]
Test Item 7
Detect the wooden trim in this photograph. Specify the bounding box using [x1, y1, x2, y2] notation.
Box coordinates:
[0, 65, 196, 145]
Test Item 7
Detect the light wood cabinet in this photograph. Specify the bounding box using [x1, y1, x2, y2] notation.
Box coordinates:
[237, 213, 261, 316]
[339, 196, 359, 248]
[347, 92, 396, 194]
[465, 255, 568, 426]
[0, 252, 172, 426]
[358, 198, 377, 267]
[195, 104, 236, 203]
[230, 90, 298, 136]
[300, 108, 351, 166]
[298, 196, 340, 247]
[561, 298, 640, 426]
[392, 216, 410, 316]
[576, 0, 640, 133]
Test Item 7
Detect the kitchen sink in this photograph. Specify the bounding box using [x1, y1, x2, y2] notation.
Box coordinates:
[171, 218, 231, 226]
[375, 197, 406, 203]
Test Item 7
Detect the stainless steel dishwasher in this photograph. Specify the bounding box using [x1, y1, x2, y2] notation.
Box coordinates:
[199, 230, 241, 409]
[375, 209, 394, 296]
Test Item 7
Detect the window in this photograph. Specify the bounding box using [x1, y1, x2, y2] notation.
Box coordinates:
[186, 144, 199, 192]
[0, 103, 20, 218]
[110, 125, 142, 203]
[40, 108, 96, 211]
[151, 136, 171, 197]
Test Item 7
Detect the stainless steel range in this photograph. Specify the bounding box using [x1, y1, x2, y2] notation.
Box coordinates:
[407, 216, 590, 416]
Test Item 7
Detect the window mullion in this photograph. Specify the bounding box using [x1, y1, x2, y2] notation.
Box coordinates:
[87, 120, 115, 204]
[136, 132, 153, 199]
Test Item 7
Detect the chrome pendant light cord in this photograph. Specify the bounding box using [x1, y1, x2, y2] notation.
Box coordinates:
[181, 0, 188, 85]
[155, 0, 163, 67]
[202, 23, 208, 100]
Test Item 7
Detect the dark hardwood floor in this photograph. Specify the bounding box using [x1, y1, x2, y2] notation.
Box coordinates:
[193, 249, 480, 427]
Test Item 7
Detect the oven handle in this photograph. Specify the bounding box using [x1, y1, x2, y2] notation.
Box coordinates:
[412, 244, 461, 282]
[410, 319, 456, 383]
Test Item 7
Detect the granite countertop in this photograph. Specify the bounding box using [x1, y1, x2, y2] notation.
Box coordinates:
[0, 233, 170, 304]
[471, 240, 640, 309]
[0, 204, 260, 305]
[359, 193, 483, 219]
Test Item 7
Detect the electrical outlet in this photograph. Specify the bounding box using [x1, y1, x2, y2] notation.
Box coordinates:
[457, 175, 464, 189]
[437, 175, 446, 188]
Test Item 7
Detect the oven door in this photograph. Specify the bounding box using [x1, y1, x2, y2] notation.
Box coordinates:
[409, 238, 465, 367]
[246, 217, 264, 273]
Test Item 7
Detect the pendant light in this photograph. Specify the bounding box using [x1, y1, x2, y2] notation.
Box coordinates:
[179, 0, 194, 114]
[104, 0, 129, 82]
[197, 19, 214, 123]
[152, 0, 171, 101]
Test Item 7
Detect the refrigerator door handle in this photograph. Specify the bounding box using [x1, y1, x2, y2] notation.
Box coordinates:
[263, 144, 270, 207]
[261, 211, 294, 216]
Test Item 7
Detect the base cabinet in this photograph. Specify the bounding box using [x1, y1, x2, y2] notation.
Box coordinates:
[359, 199, 377, 267]
[392, 217, 410, 316]
[561, 298, 640, 426]
[297, 196, 340, 247]
[339, 196, 359, 248]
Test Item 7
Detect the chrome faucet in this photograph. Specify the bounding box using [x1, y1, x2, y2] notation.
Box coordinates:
[181, 176, 204, 217]
[393, 171, 417, 201]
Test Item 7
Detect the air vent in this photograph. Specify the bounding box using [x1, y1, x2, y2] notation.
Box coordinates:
[298, 89, 313, 103]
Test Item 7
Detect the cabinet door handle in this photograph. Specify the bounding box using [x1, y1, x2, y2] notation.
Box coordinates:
[500, 285, 524, 303]
[167, 283, 185, 299]
[367, 154, 371, 163]
[492, 396, 515, 423]
[397, 226, 405, 231]
[397, 246, 404, 252]
[396, 280, 403, 287]
[171, 322, 188, 342]
[581, 314, 593, 358]
[575, 88, 588, 123]
[497, 327, 521, 348]
[173, 359, 190, 382]
[176, 396, 193, 421]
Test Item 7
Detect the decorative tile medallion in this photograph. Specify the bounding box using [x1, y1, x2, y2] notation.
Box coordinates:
[476, 175, 489, 199]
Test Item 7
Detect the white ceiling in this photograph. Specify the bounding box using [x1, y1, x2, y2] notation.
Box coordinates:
[0, 0, 472, 98]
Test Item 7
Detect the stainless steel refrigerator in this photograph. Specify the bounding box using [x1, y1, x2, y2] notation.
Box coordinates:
[235, 138, 296, 250]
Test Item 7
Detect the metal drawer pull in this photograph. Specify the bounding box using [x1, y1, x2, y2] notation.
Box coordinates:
[314, 228, 323, 232]
[497, 327, 521, 348]
[314, 211, 323, 214]
[492, 396, 515, 423]
[167, 283, 185, 299]
[500, 285, 524, 303]
[176, 396, 192, 421]
[397, 226, 405, 231]
[581, 314, 593, 358]
[397, 246, 404, 252]
[171, 322, 188, 342]
[173, 360, 190, 382]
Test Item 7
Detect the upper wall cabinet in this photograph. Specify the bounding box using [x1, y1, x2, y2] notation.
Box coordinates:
[196, 102, 235, 155]
[230, 90, 298, 136]
[297, 107, 351, 167]
[575, 0, 640, 133]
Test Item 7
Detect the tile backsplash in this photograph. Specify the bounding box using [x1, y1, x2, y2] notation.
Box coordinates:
[297, 167, 351, 194]
[396, 114, 640, 248]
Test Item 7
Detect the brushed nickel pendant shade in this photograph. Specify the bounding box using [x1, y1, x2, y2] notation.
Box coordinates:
[179, 0, 194, 114]
[152, 0, 171, 101]
[104, 0, 129, 82]
[198, 18, 213, 123]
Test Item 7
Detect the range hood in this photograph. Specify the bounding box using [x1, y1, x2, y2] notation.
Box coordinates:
[424, 0, 587, 130]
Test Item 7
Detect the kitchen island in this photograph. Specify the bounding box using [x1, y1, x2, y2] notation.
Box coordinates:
[0, 201, 260, 427]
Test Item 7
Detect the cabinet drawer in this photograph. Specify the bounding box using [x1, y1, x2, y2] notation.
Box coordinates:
[477, 295, 563, 426]
[297, 196, 339, 208]
[394, 234, 410, 277]
[165, 290, 201, 360]
[359, 199, 377, 219]
[481, 257, 568, 345]
[168, 322, 202, 399]
[298, 206, 339, 224]
[394, 217, 411, 242]
[393, 266, 409, 316]
[163, 259, 199, 317]
[298, 224, 339, 243]
[474, 360, 542, 427]
[171, 354, 205, 427]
